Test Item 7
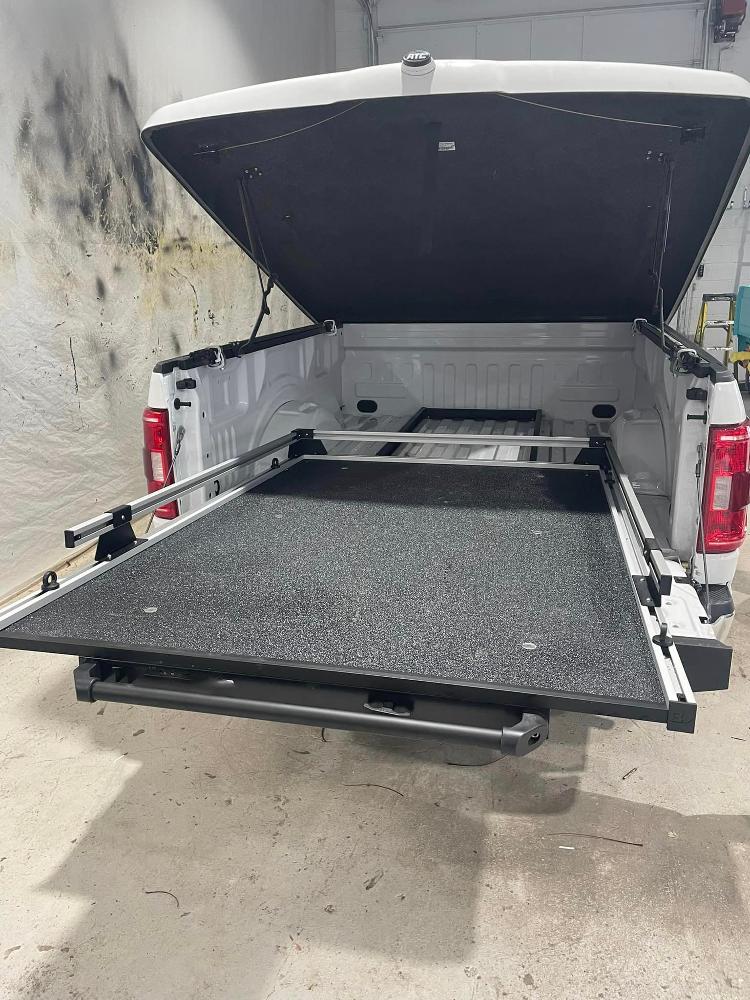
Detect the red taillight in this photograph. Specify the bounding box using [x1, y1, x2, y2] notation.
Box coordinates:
[700, 421, 750, 553]
[142, 407, 179, 519]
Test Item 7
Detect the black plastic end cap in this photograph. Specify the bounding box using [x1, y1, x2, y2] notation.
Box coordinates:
[667, 698, 697, 734]
[73, 663, 97, 703]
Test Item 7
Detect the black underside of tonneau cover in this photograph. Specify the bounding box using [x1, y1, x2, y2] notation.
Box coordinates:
[2, 459, 666, 718]
[143, 89, 750, 324]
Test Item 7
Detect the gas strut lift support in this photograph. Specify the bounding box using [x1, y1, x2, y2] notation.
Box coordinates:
[4, 425, 693, 743]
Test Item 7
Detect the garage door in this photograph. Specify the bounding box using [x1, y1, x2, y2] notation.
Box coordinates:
[378, 3, 705, 67]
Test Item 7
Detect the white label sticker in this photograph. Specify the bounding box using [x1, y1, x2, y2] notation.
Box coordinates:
[438, 141, 455, 151]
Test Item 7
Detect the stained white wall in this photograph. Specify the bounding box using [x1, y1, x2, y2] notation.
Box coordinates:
[0, 0, 334, 599]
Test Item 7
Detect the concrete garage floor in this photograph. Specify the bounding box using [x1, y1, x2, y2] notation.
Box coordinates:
[1, 563, 750, 999]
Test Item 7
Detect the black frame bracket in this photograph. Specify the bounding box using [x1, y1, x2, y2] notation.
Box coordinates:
[92, 503, 137, 562]
[288, 428, 328, 459]
[632, 574, 657, 608]
[94, 522, 139, 563]
[111, 504, 132, 526]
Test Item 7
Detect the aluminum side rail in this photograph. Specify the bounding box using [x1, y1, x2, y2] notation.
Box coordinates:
[64, 432, 296, 549]
[604, 441, 673, 604]
[598, 466, 695, 732]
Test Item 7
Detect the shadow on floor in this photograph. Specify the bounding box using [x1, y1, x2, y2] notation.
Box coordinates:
[11, 672, 750, 998]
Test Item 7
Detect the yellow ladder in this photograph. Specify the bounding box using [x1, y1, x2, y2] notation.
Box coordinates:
[695, 293, 736, 365]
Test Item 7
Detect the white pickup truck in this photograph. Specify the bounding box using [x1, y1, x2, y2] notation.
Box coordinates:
[2, 56, 750, 756]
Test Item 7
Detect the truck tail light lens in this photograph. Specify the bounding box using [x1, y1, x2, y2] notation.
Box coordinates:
[142, 407, 179, 519]
[700, 421, 750, 553]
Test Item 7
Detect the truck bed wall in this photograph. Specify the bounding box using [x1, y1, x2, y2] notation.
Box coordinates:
[340, 322, 636, 420]
[150, 321, 745, 584]
[339, 322, 744, 580]
[148, 329, 344, 517]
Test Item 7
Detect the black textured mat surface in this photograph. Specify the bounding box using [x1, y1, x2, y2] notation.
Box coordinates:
[6, 460, 664, 706]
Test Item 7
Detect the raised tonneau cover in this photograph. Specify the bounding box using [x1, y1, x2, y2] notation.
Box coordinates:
[141, 60, 750, 325]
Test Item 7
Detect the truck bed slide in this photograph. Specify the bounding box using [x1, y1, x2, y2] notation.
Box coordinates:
[0, 415, 700, 753]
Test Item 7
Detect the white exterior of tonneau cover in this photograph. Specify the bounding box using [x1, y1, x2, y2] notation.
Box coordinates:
[143, 59, 750, 132]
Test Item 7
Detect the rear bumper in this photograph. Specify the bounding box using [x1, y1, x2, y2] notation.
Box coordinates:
[697, 582, 735, 643]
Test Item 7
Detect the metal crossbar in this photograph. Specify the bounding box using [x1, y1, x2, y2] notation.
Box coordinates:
[315, 429, 590, 448]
